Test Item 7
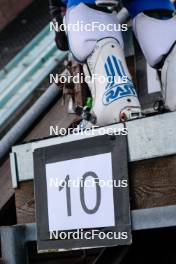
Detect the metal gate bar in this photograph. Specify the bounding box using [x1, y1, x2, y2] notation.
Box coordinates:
[1, 205, 176, 264]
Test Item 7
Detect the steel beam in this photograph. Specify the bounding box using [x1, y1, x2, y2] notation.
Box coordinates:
[1, 205, 176, 263]
[132, 205, 176, 231]
[10, 112, 176, 188]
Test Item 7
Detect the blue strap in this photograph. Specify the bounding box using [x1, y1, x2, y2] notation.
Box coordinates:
[123, 0, 175, 18]
[67, 0, 94, 7]
[64, 0, 175, 16]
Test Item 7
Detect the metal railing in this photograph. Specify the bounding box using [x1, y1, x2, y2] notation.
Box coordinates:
[0, 24, 67, 128]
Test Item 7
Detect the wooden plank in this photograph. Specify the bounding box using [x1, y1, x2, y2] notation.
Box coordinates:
[15, 98, 76, 224]
[15, 181, 35, 224]
[16, 154, 176, 223]
[130, 155, 176, 210]
[0, 158, 14, 210]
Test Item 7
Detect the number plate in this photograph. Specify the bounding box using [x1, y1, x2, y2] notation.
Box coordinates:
[34, 134, 132, 252]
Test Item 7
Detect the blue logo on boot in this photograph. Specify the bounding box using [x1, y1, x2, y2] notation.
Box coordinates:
[103, 55, 137, 105]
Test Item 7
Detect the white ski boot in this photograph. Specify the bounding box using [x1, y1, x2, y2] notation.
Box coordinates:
[83, 38, 142, 126]
[66, 3, 142, 127]
[133, 12, 176, 111]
